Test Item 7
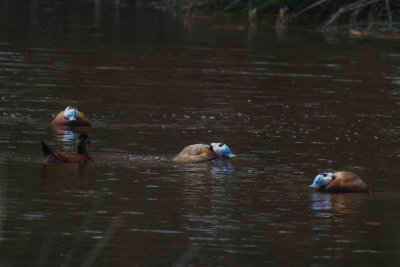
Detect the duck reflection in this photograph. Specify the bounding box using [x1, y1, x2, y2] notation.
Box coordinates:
[180, 160, 236, 212]
[41, 162, 89, 178]
[175, 160, 235, 180]
[61, 129, 78, 143]
[179, 161, 237, 244]
[311, 193, 332, 212]
[209, 161, 235, 179]
[52, 127, 90, 150]
[311, 192, 368, 214]
[310, 192, 369, 240]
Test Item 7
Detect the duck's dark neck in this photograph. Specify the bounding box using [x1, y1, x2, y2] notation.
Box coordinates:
[317, 185, 327, 192]
[209, 144, 214, 152]
[77, 143, 89, 157]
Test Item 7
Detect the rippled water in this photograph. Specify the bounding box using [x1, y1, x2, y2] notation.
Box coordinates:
[1, 1, 400, 266]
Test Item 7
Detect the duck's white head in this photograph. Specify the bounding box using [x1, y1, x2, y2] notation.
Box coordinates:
[64, 106, 79, 121]
[310, 172, 334, 187]
[210, 142, 236, 158]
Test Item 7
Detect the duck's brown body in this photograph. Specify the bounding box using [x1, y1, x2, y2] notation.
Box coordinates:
[52, 111, 91, 127]
[317, 171, 371, 193]
[41, 134, 92, 164]
[42, 151, 92, 163]
[172, 144, 219, 163]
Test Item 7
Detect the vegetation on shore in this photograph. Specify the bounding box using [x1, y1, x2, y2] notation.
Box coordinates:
[152, 0, 399, 32]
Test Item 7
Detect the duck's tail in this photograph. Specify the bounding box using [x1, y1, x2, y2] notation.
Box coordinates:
[41, 141, 56, 160]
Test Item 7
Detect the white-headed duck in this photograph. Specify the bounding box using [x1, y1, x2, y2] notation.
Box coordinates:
[41, 133, 92, 163]
[52, 106, 91, 127]
[310, 171, 371, 193]
[172, 142, 236, 163]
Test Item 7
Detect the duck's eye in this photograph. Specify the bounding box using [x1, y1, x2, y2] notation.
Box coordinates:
[219, 143, 224, 147]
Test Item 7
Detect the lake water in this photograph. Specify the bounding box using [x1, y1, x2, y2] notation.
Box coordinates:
[1, 1, 400, 266]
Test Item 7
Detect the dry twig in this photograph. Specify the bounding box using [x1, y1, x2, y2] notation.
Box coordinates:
[322, 0, 381, 30]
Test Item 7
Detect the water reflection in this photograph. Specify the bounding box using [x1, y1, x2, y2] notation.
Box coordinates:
[275, 7, 288, 39]
[311, 192, 368, 214]
[52, 127, 90, 150]
[173, 160, 236, 181]
[209, 161, 235, 179]
[0, 153, 7, 243]
[310, 192, 369, 237]
[55, 129, 78, 143]
[1, 0, 400, 265]
[179, 161, 237, 247]
[41, 162, 89, 178]
[311, 193, 333, 213]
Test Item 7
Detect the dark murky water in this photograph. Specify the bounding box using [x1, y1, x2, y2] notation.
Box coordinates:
[1, 1, 400, 265]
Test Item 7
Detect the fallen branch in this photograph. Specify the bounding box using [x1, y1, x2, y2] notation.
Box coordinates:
[293, 0, 330, 18]
[322, 0, 381, 30]
[385, 0, 393, 29]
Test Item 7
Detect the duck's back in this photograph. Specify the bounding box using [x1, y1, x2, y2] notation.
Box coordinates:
[324, 171, 371, 193]
[52, 111, 91, 127]
[44, 151, 92, 164]
[172, 144, 217, 163]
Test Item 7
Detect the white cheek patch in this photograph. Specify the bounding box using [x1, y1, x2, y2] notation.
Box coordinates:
[310, 172, 333, 187]
[210, 143, 224, 155]
[64, 106, 79, 121]
[210, 143, 236, 158]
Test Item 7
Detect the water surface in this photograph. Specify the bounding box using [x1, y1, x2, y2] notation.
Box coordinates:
[1, 1, 400, 266]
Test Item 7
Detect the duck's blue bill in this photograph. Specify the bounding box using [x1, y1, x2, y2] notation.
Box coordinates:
[223, 146, 236, 158]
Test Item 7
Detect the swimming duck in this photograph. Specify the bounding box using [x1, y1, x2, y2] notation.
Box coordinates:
[172, 142, 236, 163]
[310, 171, 371, 193]
[41, 133, 92, 163]
[52, 106, 91, 127]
